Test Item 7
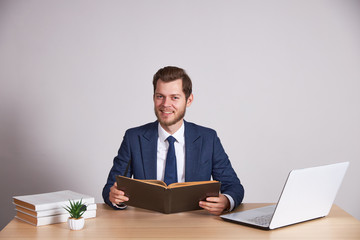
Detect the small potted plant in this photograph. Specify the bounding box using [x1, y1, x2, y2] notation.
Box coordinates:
[64, 199, 87, 230]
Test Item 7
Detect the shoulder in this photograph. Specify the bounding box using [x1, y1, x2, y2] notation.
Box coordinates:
[184, 120, 217, 136]
[125, 121, 158, 135]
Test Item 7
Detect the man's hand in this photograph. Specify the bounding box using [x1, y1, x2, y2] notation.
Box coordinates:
[109, 182, 129, 205]
[199, 194, 230, 215]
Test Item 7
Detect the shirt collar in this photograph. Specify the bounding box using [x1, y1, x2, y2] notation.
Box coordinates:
[158, 122, 185, 144]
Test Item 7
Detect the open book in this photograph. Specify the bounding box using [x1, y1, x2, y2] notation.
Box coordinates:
[116, 176, 221, 214]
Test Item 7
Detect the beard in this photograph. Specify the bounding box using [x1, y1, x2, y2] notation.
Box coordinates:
[154, 106, 186, 127]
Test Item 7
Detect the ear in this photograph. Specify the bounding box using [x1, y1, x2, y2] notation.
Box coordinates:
[186, 94, 194, 107]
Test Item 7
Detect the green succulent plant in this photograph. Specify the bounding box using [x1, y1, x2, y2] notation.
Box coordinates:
[64, 199, 87, 219]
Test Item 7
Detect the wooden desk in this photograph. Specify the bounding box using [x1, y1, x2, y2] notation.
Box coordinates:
[1, 203, 359, 239]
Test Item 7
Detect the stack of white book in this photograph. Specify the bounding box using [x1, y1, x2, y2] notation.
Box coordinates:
[13, 190, 97, 226]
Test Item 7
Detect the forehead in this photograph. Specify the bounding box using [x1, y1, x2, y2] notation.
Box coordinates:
[155, 79, 184, 95]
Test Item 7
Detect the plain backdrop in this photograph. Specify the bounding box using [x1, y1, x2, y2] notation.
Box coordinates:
[0, 0, 359, 230]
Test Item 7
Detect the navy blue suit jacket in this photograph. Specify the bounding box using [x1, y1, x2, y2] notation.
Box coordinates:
[102, 120, 244, 210]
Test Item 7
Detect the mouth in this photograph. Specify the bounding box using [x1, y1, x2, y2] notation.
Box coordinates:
[160, 110, 174, 115]
[159, 108, 175, 116]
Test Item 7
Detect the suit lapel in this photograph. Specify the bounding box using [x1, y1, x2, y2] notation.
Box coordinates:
[140, 121, 158, 179]
[184, 121, 202, 182]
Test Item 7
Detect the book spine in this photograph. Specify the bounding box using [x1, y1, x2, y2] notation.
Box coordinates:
[15, 203, 97, 217]
[16, 210, 97, 226]
[13, 199, 36, 210]
[13, 197, 95, 211]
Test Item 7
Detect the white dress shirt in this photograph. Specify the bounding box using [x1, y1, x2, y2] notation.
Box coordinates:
[157, 122, 186, 182]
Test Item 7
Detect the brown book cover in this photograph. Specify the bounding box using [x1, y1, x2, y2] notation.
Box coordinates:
[116, 176, 221, 214]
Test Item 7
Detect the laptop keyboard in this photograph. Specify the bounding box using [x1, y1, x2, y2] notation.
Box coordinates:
[246, 214, 272, 227]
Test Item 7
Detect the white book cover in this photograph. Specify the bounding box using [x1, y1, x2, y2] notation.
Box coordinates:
[15, 203, 97, 217]
[15, 209, 97, 226]
[13, 190, 95, 211]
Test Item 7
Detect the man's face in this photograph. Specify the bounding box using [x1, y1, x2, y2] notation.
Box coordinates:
[154, 79, 193, 130]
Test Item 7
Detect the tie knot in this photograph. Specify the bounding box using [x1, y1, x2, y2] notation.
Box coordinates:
[167, 136, 176, 145]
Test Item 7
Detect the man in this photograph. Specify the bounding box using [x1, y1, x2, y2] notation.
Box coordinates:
[102, 66, 244, 215]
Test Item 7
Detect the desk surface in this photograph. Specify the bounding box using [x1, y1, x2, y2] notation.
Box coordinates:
[1, 203, 359, 239]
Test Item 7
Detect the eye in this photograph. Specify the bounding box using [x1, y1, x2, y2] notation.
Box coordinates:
[156, 95, 163, 99]
[172, 96, 180, 100]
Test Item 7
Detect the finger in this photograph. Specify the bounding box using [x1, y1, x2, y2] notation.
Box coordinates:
[110, 184, 125, 194]
[110, 187, 125, 196]
[199, 201, 223, 211]
[199, 201, 210, 211]
[110, 191, 128, 199]
[109, 184, 129, 204]
[114, 196, 129, 204]
[199, 201, 223, 215]
[206, 197, 221, 203]
[110, 190, 128, 200]
[110, 193, 129, 204]
[199, 201, 217, 208]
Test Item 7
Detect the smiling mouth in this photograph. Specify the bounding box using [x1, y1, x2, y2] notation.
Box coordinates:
[161, 110, 174, 115]
[159, 107, 176, 115]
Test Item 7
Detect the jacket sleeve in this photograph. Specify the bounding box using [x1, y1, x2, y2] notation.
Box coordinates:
[211, 132, 244, 209]
[102, 130, 132, 209]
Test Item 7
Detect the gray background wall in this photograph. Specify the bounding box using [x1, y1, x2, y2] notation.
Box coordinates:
[1, 0, 359, 230]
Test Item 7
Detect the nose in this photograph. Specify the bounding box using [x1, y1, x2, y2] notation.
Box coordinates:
[163, 97, 172, 107]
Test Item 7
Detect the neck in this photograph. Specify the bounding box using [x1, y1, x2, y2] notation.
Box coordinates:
[160, 119, 184, 135]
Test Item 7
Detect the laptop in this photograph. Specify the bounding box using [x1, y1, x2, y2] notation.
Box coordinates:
[220, 162, 349, 230]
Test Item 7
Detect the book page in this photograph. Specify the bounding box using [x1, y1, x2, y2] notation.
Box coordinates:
[141, 179, 167, 187]
[117, 176, 218, 189]
[122, 177, 167, 188]
[168, 181, 219, 188]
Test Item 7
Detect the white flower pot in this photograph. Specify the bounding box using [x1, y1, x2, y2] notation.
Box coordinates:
[67, 217, 85, 230]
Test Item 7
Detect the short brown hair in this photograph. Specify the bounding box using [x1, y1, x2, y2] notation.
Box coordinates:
[153, 66, 192, 100]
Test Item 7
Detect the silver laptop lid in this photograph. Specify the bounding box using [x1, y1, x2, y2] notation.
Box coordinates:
[269, 162, 349, 229]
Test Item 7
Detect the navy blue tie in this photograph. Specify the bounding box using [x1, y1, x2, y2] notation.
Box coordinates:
[164, 136, 178, 185]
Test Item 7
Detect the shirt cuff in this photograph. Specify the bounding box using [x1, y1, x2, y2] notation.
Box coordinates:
[223, 194, 235, 212]
[112, 202, 128, 210]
